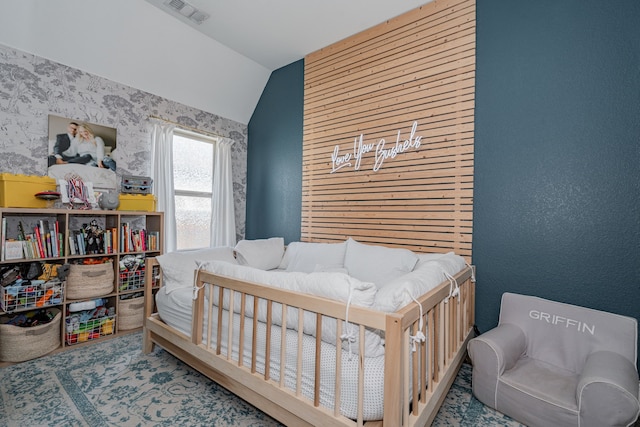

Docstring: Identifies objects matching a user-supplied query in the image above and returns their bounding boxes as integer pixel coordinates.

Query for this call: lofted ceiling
[0,0,430,124]
[144,0,430,70]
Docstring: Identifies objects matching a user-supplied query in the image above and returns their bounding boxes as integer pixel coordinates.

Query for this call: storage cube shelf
[0,208,163,365]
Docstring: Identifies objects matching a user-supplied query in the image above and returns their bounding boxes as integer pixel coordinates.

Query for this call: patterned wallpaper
[0,43,248,240]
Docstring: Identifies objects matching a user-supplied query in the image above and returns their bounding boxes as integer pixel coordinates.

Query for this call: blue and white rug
[0,332,523,426]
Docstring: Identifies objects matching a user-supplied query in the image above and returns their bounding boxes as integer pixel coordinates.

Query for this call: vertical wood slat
[227,290,235,361]
[357,325,365,427]
[279,304,287,388]
[302,0,475,259]
[216,286,224,355]
[428,306,435,391]
[251,297,258,374]
[265,300,272,381]
[334,320,343,418]
[420,316,428,404]
[411,321,420,416]
[403,328,411,426]
[207,285,215,351]
[296,309,304,397]
[238,293,246,367]
[314,313,322,407]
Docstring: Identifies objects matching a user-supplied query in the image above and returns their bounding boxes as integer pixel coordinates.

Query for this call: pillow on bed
[372,252,466,313]
[234,237,284,270]
[282,241,347,273]
[203,260,376,307]
[344,238,418,287]
[156,246,238,294]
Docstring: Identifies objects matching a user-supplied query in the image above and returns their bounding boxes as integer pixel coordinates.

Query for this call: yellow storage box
[0,173,57,208]
[118,194,156,212]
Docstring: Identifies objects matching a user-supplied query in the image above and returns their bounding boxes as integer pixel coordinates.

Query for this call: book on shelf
[119,224,156,252]
[33,225,45,258]
[4,240,24,260]
[68,234,77,255]
[75,231,86,255]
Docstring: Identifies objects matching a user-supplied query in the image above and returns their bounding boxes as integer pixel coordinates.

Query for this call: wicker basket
[0,308,61,362]
[118,296,144,331]
[66,263,114,299]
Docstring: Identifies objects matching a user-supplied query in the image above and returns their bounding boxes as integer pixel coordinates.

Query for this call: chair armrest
[468,323,526,372]
[577,351,640,427]
[467,323,526,407]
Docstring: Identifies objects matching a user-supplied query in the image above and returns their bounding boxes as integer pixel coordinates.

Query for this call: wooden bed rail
[143,258,475,427]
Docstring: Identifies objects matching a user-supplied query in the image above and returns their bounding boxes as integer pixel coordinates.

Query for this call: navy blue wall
[246,59,303,243]
[247,1,639,353]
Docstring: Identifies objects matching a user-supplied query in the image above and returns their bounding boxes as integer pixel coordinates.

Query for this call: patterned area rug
[0,332,524,426]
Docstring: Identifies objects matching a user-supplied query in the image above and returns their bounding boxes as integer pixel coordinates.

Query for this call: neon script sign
[330,121,423,173]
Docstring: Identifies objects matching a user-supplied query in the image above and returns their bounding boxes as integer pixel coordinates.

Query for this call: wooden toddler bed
[143,240,475,426]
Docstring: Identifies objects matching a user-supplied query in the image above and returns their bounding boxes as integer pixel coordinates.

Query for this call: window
[172,129,215,250]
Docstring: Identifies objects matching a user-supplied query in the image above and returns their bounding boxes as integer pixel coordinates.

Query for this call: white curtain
[210,137,236,247]
[150,122,177,253]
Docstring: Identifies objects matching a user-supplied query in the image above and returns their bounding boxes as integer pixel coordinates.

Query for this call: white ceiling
[0,0,429,124]
[144,0,429,70]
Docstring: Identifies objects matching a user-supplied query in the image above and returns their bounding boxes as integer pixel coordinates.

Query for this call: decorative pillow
[156,246,238,294]
[372,252,466,312]
[234,237,284,270]
[343,238,418,287]
[284,241,347,273]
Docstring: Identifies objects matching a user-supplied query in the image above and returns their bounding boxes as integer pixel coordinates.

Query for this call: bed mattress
[156,287,388,420]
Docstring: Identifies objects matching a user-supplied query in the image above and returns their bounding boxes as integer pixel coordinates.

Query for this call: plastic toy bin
[117,194,156,212]
[0,173,57,208]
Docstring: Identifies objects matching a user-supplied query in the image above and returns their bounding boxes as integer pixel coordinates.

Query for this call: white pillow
[156,247,238,294]
[234,237,284,270]
[343,238,418,287]
[372,252,466,312]
[284,241,347,273]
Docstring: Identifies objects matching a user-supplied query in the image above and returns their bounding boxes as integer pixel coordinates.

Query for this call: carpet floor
[0,332,524,426]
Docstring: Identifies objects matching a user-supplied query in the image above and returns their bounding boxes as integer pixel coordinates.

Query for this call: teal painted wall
[246,1,640,355]
[246,59,303,243]
[473,0,640,352]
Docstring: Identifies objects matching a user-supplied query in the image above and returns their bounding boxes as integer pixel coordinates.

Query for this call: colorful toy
[36,289,54,307]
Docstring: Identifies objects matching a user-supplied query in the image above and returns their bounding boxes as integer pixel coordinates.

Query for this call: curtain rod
[148,115,227,140]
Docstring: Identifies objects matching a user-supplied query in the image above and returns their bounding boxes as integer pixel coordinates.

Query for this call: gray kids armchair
[468,292,639,427]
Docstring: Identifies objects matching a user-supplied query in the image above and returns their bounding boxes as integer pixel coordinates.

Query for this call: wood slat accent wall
[302,0,475,260]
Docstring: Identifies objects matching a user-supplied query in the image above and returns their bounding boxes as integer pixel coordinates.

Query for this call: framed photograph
[47,115,118,192]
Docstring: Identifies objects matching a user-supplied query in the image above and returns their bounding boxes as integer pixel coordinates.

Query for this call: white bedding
[156,287,387,420]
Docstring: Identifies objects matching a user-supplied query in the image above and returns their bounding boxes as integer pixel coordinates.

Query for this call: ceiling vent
[163,0,210,24]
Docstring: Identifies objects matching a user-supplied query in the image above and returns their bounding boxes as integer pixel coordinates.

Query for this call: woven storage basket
[66,263,114,299]
[118,296,144,331]
[0,308,61,362]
